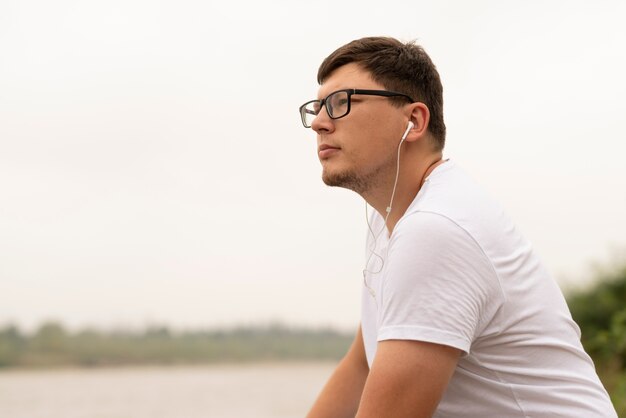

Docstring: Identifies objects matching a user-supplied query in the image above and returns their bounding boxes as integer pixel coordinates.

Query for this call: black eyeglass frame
[299,89,415,128]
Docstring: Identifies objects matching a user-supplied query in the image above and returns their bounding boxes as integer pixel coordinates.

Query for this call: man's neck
[364,154,444,236]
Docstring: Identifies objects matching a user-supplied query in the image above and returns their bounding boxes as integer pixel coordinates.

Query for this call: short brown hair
[317,36,446,150]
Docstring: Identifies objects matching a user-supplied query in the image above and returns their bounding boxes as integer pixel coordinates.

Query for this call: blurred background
[1,0,625,416]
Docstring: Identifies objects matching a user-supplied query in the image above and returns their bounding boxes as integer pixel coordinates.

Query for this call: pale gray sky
[1,0,625,332]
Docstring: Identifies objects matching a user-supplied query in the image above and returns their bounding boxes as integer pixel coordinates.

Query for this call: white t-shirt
[362,161,616,417]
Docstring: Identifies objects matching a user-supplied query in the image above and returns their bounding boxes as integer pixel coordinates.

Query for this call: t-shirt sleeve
[378,211,504,354]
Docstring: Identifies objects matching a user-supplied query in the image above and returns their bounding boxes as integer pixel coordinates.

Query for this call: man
[299,37,617,418]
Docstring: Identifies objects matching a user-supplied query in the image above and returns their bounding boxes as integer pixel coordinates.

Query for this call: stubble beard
[322,169,368,194]
[321,160,393,196]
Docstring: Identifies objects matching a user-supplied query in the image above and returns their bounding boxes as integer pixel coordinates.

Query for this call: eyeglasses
[299,89,414,128]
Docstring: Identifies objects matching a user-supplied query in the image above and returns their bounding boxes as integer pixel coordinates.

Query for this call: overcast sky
[1,0,625,332]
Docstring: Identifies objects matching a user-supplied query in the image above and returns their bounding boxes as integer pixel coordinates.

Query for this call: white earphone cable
[362,128,409,297]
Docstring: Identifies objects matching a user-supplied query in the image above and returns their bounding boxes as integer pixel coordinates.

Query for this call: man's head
[302,37,445,195]
[317,36,446,151]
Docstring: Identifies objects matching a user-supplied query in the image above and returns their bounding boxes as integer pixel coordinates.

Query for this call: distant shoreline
[0,323,353,369]
[0,359,341,372]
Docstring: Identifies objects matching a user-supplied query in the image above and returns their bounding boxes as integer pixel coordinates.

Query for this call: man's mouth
[318,144,340,159]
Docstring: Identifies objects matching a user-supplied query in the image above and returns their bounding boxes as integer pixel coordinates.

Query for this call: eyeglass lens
[302,91,350,127]
[327,91,349,119]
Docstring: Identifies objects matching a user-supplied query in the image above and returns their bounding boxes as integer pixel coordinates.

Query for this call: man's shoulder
[409,161,500,219]
[397,162,522,261]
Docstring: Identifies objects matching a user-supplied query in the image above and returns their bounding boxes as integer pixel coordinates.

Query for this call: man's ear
[405,102,430,143]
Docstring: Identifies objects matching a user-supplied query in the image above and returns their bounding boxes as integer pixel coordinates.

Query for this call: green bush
[568,264,626,415]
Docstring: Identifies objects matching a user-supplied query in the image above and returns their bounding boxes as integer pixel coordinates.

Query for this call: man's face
[312,63,407,194]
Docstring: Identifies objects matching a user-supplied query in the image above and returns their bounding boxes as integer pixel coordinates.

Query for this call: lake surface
[0,362,336,418]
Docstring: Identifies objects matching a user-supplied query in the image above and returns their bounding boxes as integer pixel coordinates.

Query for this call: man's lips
[318,144,340,159]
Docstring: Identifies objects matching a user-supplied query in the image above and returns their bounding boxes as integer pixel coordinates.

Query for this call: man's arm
[307,326,370,418]
[355,339,460,418]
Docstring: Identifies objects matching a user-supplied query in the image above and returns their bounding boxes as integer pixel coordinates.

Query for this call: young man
[299,37,616,418]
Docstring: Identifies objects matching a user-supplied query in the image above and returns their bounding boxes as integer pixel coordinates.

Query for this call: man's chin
[322,169,365,193]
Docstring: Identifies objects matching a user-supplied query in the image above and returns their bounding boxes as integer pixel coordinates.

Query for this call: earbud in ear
[401,121,415,141]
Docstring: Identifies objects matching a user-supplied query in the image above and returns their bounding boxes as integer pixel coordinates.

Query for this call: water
[0,362,336,418]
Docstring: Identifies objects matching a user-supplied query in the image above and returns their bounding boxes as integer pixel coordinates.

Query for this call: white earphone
[401,121,415,141]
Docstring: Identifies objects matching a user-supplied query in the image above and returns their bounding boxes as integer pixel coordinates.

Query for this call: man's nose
[311,106,334,134]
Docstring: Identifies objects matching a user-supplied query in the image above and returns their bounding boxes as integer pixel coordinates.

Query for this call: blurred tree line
[0,264,624,413]
[0,323,352,367]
